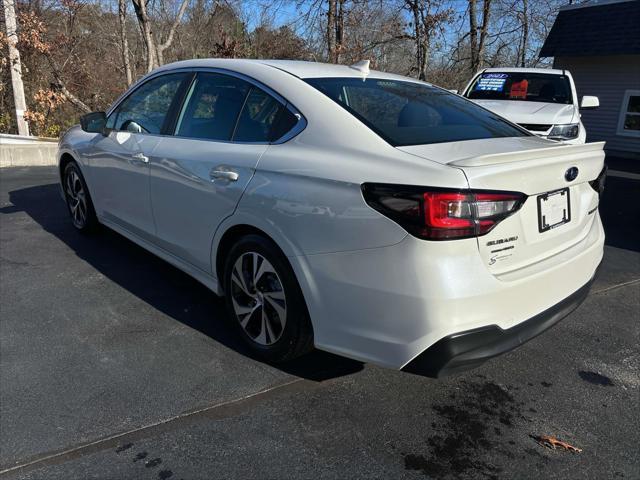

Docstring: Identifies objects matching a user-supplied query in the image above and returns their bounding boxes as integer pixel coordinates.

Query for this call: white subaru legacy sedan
[58,59,606,377]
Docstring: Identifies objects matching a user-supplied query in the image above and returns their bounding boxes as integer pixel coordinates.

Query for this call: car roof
[481,67,566,75]
[258,59,418,81]
[154,58,426,83]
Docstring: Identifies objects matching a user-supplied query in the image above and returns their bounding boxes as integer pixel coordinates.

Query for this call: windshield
[466,72,573,104]
[306,77,527,147]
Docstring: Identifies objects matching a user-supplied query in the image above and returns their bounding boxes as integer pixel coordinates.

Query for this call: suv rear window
[306,77,527,147]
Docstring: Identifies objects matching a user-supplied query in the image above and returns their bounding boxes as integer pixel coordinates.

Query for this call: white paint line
[591,278,640,296]
[0,378,304,475]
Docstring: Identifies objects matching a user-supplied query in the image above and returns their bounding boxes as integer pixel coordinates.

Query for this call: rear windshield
[466,72,573,104]
[306,77,527,147]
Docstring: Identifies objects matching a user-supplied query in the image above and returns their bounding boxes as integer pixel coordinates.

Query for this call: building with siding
[539,0,640,157]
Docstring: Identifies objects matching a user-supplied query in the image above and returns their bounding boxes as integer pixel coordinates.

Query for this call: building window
[617,90,640,137]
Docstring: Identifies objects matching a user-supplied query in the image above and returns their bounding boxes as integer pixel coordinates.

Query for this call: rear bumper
[292,211,604,372]
[402,267,598,378]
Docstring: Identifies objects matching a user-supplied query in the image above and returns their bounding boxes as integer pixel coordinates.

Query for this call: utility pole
[2,0,30,136]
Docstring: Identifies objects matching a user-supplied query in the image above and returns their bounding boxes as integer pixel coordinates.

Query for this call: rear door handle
[210,167,239,182]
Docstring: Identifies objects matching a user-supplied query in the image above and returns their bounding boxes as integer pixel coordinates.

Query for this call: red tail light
[362,184,526,240]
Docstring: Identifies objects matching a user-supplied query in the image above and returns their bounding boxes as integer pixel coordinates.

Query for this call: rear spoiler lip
[450,141,606,168]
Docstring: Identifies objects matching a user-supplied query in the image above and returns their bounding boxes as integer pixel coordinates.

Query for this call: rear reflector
[362,184,526,240]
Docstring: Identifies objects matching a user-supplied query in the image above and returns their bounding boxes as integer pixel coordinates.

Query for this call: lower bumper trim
[402,271,598,378]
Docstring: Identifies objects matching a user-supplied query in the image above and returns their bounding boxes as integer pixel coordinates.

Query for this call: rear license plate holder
[537,188,571,233]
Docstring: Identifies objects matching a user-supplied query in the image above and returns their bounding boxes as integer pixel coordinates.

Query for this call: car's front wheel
[63,161,98,232]
[223,235,313,363]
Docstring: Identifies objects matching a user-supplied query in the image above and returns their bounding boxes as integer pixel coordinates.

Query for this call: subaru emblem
[565,167,579,182]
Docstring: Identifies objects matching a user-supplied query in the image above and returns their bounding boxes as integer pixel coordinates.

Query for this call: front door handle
[210,167,239,182]
[131,152,149,164]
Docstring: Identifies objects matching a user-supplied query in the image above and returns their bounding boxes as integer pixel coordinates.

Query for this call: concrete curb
[0,143,58,167]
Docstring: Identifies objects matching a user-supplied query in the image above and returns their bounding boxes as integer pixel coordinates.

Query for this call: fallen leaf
[535,435,582,453]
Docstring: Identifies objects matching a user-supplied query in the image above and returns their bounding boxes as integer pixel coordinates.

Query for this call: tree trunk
[2,0,30,135]
[420,33,429,81]
[405,0,427,80]
[156,0,189,65]
[469,0,491,73]
[335,0,344,63]
[327,0,336,63]
[118,0,133,86]
[409,1,424,79]
[469,0,478,74]
[132,0,158,72]
[477,0,491,68]
[520,0,528,67]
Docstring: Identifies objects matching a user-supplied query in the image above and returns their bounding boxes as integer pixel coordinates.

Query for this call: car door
[88,72,190,239]
[149,71,294,273]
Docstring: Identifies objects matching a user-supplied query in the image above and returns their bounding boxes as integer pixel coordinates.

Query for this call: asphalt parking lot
[0,164,638,480]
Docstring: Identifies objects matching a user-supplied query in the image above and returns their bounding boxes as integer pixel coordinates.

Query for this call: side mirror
[448,89,459,95]
[580,96,599,109]
[80,111,107,133]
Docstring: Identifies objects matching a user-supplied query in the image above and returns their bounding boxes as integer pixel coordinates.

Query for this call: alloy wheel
[65,169,88,228]
[230,252,287,346]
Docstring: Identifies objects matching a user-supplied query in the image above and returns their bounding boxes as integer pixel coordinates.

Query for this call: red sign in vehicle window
[509,80,528,99]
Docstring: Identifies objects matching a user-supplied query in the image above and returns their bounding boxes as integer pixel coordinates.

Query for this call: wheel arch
[215,223,296,294]
[58,152,77,182]
[216,224,263,286]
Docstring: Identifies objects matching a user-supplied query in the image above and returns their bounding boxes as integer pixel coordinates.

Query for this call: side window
[175,73,249,141]
[233,88,283,142]
[269,106,300,142]
[107,73,188,134]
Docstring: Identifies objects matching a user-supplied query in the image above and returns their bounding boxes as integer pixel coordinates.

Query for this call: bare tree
[2,0,30,135]
[131,0,189,72]
[131,0,157,71]
[47,56,91,113]
[518,0,528,67]
[405,0,452,80]
[118,0,133,85]
[407,0,425,78]
[326,0,335,61]
[0,0,572,136]
[326,0,343,62]
[155,0,189,65]
[469,0,492,73]
[335,0,345,61]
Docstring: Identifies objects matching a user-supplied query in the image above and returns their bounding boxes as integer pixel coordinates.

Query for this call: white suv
[462,67,599,144]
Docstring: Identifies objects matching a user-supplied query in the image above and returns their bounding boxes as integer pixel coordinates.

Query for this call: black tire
[223,234,314,363]
[62,161,98,232]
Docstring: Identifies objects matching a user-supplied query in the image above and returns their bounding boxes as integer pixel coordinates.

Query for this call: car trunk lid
[399,139,605,276]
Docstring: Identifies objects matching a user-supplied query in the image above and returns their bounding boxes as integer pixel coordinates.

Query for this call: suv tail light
[362,183,526,240]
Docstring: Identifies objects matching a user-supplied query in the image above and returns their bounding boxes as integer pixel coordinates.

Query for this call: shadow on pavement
[1,167,635,380]
[0,183,364,382]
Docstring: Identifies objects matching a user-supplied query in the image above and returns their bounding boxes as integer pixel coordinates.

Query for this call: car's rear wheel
[224,235,313,362]
[63,161,98,232]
